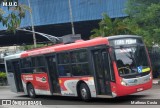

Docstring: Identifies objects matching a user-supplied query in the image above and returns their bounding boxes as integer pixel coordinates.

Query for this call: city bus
[4,35,152,101]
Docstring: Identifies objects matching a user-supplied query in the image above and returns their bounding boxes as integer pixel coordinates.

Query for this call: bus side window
[70,49,90,76]
[21,58,31,68]
[6,61,13,72]
[58,65,66,76]
[20,58,33,74]
[33,67,46,73]
[31,56,47,73]
[57,52,71,77]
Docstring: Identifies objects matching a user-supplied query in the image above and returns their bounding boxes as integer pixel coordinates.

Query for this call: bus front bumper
[111,80,152,97]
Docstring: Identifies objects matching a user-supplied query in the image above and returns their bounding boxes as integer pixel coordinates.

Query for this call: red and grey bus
[4,35,152,101]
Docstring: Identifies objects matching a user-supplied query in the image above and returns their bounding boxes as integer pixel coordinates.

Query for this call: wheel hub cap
[81,88,87,98]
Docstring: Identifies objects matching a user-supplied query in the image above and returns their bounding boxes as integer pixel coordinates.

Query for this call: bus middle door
[45,55,61,94]
[92,49,112,96]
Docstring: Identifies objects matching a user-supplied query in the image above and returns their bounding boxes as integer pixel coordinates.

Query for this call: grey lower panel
[7,73,17,93]
[122,74,151,86]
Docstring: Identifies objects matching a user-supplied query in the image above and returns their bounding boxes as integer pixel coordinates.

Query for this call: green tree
[0,0,30,32]
[125,0,160,46]
[91,14,132,38]
[0,72,6,79]
[0,72,7,86]
[125,0,160,16]
[19,43,49,50]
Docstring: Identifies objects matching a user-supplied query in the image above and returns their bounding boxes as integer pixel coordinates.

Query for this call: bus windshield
[115,45,150,77]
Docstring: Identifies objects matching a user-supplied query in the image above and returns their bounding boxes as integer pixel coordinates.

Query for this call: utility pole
[27,0,37,48]
[68,0,75,35]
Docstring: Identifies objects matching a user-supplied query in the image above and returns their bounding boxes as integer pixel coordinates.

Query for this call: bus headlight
[121,80,127,86]
[150,74,152,80]
[150,76,152,80]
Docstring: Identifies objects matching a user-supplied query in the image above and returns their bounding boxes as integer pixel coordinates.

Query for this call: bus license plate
[137,88,143,92]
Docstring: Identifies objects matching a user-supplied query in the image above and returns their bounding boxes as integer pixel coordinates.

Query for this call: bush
[0,72,7,86]
[0,72,6,79]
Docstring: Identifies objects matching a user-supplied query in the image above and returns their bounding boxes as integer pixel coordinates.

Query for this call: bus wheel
[27,83,36,98]
[80,83,91,101]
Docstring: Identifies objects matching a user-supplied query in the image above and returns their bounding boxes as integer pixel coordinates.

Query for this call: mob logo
[2,2,18,7]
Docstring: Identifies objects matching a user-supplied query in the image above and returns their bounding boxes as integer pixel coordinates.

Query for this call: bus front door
[46,55,61,94]
[12,60,24,92]
[92,49,112,96]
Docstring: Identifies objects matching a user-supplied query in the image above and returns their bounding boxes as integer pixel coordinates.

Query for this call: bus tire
[27,83,36,98]
[79,83,91,101]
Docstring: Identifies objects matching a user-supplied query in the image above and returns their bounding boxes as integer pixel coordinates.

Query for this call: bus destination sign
[114,39,137,46]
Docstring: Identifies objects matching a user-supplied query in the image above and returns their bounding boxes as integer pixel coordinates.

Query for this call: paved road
[0,85,160,108]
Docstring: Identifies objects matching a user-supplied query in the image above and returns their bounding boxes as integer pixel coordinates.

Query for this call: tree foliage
[0,72,6,78]
[91,14,133,38]
[19,43,49,50]
[91,1,160,46]
[0,0,30,33]
[125,0,160,46]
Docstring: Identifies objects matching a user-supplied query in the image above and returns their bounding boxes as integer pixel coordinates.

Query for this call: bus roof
[4,35,143,60]
[4,51,26,61]
[107,35,142,40]
[21,37,108,58]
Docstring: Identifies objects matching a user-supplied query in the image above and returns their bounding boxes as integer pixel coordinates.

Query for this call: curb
[153,80,160,85]
[0,86,9,89]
